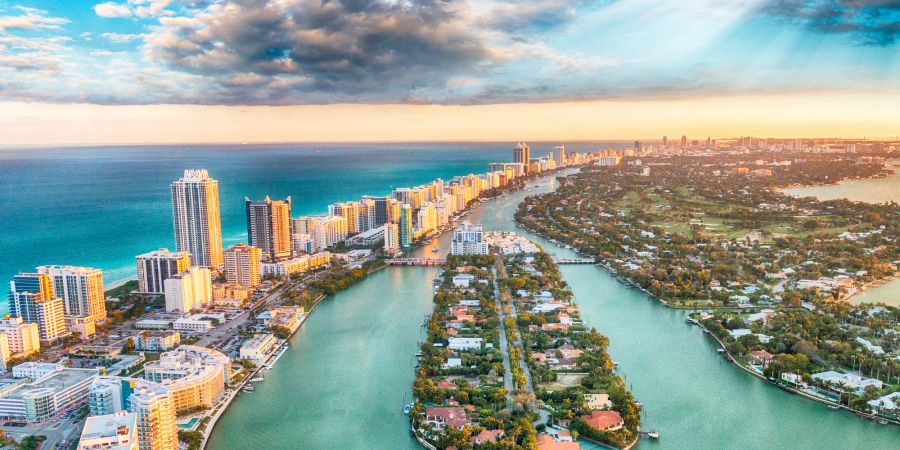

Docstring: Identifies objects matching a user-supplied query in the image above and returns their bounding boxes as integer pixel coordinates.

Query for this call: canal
[208,172,899,449]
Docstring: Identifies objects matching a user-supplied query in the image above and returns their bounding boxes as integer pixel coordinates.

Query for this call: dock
[385,258,447,266]
[552,257,596,264]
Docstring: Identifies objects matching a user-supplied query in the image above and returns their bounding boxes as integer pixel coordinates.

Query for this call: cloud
[94,2,134,18]
[101,32,144,42]
[0,6,69,31]
[762,0,900,46]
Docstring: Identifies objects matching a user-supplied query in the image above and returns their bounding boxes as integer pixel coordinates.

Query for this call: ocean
[0,142,607,311]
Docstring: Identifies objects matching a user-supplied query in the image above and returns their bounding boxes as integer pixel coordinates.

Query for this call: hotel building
[163,267,212,313]
[245,196,292,262]
[399,204,413,248]
[513,142,531,170]
[171,169,223,268]
[142,345,228,412]
[292,215,348,252]
[8,273,66,343]
[0,317,40,356]
[224,244,261,288]
[450,222,488,255]
[135,249,190,295]
[37,265,107,321]
[88,376,177,450]
[383,223,399,254]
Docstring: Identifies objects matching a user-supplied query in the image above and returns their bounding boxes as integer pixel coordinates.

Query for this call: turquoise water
[0,143,602,310]
[209,173,900,449]
[178,417,199,429]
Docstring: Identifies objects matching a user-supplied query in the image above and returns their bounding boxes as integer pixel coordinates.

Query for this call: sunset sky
[1,0,898,144]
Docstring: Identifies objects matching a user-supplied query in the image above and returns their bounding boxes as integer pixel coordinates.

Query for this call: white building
[135,249,190,294]
[452,274,475,288]
[239,333,277,362]
[78,411,139,450]
[812,371,883,394]
[88,376,177,450]
[447,337,483,351]
[12,362,63,380]
[36,265,107,321]
[293,215,348,252]
[164,267,212,313]
[224,243,261,288]
[0,367,99,422]
[260,252,331,278]
[132,331,180,352]
[143,345,228,411]
[0,317,40,356]
[172,316,214,334]
[383,223,400,254]
[171,169,224,268]
[450,222,488,255]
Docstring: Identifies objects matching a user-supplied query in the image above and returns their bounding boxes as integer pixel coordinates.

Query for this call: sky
[0,0,898,144]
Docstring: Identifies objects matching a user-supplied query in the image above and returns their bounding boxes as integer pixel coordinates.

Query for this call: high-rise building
[399,204,413,248]
[171,169,223,268]
[513,142,531,170]
[329,201,362,234]
[224,244,261,288]
[245,196,292,262]
[383,223,399,253]
[662,136,667,148]
[136,249,190,294]
[0,317,40,356]
[361,195,391,226]
[163,267,212,313]
[142,345,228,412]
[416,202,437,237]
[88,376,177,450]
[8,273,67,343]
[680,135,687,147]
[450,222,488,255]
[292,216,348,252]
[552,145,566,166]
[35,265,107,321]
[634,141,642,152]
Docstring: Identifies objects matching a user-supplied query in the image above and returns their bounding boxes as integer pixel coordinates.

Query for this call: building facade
[450,222,488,255]
[224,243,261,288]
[163,267,212,313]
[142,345,228,412]
[245,196,292,262]
[36,265,107,321]
[171,169,223,268]
[135,249,190,295]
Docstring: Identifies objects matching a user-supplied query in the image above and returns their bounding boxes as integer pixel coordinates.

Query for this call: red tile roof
[536,434,580,450]
[581,410,624,431]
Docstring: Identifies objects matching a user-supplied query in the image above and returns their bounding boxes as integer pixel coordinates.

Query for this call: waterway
[208,171,900,449]
[782,165,899,308]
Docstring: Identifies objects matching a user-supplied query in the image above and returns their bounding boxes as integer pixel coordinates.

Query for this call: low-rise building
[132,331,181,352]
[239,333,277,362]
[134,319,171,331]
[424,406,470,429]
[0,367,99,422]
[451,274,475,288]
[65,315,97,338]
[447,337,483,351]
[12,362,63,380]
[0,317,40,357]
[580,410,624,432]
[172,316,214,334]
[812,371,883,394]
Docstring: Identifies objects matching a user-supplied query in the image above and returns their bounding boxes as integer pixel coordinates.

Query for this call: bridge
[385,258,447,266]
[553,257,596,264]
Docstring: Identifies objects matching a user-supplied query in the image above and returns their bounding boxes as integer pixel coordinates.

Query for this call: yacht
[403,404,412,415]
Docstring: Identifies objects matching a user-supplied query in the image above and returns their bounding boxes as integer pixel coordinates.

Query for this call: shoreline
[841,273,900,305]
[204,168,578,450]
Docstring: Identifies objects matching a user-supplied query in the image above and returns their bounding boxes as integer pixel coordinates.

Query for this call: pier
[553,257,596,264]
[385,258,447,266]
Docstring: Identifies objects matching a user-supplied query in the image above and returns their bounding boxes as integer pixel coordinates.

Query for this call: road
[492,267,515,408]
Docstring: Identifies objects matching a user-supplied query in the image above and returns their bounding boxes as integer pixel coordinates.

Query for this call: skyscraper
[136,249,190,294]
[36,265,107,321]
[662,136,667,148]
[361,195,391,226]
[383,223,399,254]
[224,244,262,288]
[513,142,531,170]
[171,170,223,268]
[552,145,566,166]
[399,204,413,248]
[246,196,292,262]
[680,135,687,147]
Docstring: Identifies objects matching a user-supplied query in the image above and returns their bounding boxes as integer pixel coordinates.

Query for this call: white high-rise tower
[171,170,223,268]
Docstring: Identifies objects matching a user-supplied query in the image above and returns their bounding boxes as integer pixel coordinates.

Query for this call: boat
[250,377,264,383]
[647,431,660,440]
[635,401,643,407]
[403,404,412,415]
[242,386,255,393]
[828,405,840,410]
[716,348,724,353]
[879,419,889,425]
